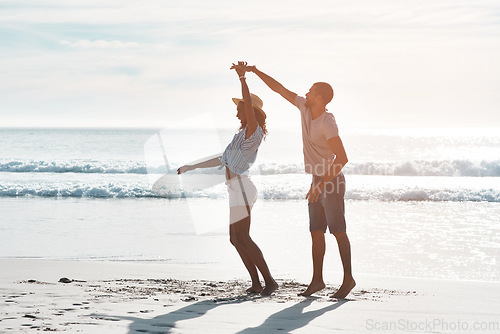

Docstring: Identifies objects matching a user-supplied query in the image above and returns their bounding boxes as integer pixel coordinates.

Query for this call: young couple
[177,61,355,299]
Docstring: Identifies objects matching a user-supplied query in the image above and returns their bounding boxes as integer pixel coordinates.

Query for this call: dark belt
[313,172,344,184]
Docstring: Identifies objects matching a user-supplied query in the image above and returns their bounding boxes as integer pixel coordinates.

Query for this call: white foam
[1,174,498,202]
[1,159,499,177]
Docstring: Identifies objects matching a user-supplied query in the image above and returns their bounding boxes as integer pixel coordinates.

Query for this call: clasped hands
[230,61,255,77]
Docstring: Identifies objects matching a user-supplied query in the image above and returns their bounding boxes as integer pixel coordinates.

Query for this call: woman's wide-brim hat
[232,93,266,118]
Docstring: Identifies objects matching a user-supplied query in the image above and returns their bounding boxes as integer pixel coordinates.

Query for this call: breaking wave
[1,159,499,177]
[1,179,498,202]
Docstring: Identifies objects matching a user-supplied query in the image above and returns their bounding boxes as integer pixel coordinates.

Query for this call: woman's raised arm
[231,61,258,139]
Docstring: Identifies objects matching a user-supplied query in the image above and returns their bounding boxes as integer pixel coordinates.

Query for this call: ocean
[0,127,499,283]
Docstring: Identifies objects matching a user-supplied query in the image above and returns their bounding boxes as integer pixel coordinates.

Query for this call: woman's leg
[229,210,262,293]
[230,206,278,296]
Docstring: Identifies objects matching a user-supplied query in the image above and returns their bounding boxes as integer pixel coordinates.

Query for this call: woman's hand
[177,165,192,174]
[231,61,248,77]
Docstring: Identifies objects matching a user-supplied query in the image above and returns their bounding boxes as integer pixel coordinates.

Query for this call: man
[241,63,355,298]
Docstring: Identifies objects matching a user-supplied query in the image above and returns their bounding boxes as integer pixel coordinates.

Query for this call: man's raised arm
[245,66,297,106]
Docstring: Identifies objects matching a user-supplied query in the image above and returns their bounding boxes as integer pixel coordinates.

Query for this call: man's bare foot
[246,285,263,294]
[260,280,278,297]
[331,278,356,299]
[298,281,325,297]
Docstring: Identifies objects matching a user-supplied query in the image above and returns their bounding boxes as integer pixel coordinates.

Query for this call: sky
[0,0,499,129]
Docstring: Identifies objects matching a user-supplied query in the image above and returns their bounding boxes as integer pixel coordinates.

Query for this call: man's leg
[332,231,356,298]
[299,230,327,296]
[325,173,355,298]
[300,196,328,296]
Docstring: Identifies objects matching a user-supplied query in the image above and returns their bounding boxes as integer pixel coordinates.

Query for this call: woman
[177,61,278,296]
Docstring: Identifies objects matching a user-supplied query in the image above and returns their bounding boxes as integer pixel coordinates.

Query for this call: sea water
[0,127,499,282]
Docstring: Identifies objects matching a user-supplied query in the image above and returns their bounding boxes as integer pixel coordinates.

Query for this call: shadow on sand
[101,295,347,333]
[115,295,252,333]
[236,297,347,333]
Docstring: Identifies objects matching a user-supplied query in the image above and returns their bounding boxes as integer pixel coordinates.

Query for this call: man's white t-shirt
[295,95,339,176]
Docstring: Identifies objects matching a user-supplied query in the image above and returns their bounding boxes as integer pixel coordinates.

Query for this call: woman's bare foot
[260,280,278,296]
[246,284,264,294]
[298,280,325,296]
[331,277,356,299]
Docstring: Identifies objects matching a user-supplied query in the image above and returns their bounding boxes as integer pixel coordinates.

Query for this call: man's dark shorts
[308,173,346,234]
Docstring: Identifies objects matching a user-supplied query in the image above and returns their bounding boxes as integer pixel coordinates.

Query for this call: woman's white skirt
[226,175,257,224]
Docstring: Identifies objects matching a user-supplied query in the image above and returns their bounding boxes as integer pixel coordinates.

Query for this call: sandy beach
[1,128,499,334]
[1,259,499,333]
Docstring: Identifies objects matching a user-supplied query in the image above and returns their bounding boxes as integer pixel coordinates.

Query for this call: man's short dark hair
[314,82,334,105]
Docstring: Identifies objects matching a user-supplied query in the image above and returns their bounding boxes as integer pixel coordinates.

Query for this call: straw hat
[232,94,266,118]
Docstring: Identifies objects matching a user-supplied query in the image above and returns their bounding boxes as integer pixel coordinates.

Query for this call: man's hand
[306,181,324,203]
[241,64,256,72]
